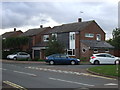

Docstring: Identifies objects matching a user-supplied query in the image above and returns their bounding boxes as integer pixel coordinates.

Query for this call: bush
[80,57,89,62]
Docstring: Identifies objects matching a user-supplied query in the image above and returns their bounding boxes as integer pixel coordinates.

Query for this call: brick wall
[80,21,105,41]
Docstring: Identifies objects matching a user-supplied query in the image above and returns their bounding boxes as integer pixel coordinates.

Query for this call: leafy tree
[2,36,29,50]
[45,35,65,56]
[107,28,120,49]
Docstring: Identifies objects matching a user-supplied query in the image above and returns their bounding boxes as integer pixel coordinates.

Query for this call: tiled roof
[2,30,23,38]
[45,20,94,34]
[81,40,114,49]
[33,42,48,47]
[20,27,51,37]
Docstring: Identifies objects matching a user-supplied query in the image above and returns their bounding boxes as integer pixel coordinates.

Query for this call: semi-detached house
[32,18,114,59]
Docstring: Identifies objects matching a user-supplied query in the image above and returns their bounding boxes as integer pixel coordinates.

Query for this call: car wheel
[13,57,17,60]
[49,61,55,65]
[115,60,120,65]
[94,60,99,65]
[70,60,76,65]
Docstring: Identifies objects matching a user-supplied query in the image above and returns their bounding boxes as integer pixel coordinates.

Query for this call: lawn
[88,65,120,77]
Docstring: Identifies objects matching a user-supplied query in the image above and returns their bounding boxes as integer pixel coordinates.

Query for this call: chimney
[14,28,16,32]
[78,18,82,22]
[40,25,43,28]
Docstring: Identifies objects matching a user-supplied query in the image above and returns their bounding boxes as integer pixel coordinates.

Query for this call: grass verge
[88,65,120,77]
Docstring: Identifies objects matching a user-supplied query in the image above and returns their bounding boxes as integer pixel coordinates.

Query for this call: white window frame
[85,33,94,38]
[96,34,101,41]
[105,49,109,52]
[94,49,98,53]
[67,49,75,56]
[52,33,57,38]
[43,35,49,42]
[70,33,75,40]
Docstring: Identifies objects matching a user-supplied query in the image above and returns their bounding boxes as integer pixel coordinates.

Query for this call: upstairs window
[43,35,49,42]
[85,33,94,38]
[70,34,75,40]
[52,33,57,40]
[96,34,101,41]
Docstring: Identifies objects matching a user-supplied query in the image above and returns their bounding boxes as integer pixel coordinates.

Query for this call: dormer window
[43,35,49,42]
[96,34,101,41]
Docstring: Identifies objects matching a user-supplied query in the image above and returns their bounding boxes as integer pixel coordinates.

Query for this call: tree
[45,35,65,56]
[107,28,120,49]
[2,36,29,50]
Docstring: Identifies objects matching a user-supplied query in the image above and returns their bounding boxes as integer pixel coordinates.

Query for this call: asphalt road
[2,62,119,90]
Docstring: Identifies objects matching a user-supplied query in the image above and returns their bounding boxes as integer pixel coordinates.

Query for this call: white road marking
[26,66,116,80]
[104,83,118,86]
[49,77,95,87]
[13,70,37,77]
[0,68,7,70]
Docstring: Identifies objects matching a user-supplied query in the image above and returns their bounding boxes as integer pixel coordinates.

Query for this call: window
[85,33,94,38]
[96,34,101,41]
[60,55,68,58]
[106,54,112,58]
[105,49,109,52]
[70,34,75,40]
[43,35,49,42]
[52,33,57,39]
[94,49,98,53]
[67,49,75,56]
[82,48,86,53]
[96,54,106,57]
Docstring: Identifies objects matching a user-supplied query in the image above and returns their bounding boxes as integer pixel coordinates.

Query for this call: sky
[0,0,119,40]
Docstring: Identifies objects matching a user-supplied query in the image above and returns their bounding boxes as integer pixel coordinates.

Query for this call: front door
[34,50,40,59]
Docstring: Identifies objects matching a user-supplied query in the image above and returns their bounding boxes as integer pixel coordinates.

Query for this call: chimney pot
[40,25,43,28]
[14,28,16,32]
[78,18,82,22]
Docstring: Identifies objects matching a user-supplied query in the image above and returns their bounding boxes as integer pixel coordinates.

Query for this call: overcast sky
[0,0,119,39]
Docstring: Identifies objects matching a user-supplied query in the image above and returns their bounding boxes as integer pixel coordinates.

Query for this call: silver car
[90,53,120,65]
[7,52,30,60]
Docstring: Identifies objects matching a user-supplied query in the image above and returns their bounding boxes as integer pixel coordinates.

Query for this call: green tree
[2,36,29,50]
[45,35,65,56]
[107,28,120,49]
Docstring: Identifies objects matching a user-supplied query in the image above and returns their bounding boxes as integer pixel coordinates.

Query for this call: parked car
[90,53,120,65]
[45,54,80,65]
[7,52,30,60]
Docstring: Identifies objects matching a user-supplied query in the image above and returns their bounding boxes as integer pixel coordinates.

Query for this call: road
[2,62,119,90]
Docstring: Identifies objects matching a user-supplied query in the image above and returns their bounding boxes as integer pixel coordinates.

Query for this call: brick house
[2,28,23,51]
[32,18,114,59]
[20,26,51,58]
[2,28,23,39]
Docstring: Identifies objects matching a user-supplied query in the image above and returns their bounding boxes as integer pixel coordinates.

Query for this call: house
[20,26,51,57]
[2,28,23,39]
[2,28,23,52]
[32,18,114,59]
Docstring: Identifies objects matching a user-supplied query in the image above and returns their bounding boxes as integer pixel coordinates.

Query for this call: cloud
[1,1,118,39]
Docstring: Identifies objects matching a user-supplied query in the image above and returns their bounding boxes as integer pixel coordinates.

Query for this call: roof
[2,30,23,38]
[81,40,114,49]
[44,20,94,34]
[33,42,48,47]
[20,27,51,37]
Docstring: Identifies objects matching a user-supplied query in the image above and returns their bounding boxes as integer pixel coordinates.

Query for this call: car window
[19,52,28,55]
[96,54,106,57]
[60,55,67,58]
[54,55,60,58]
[106,54,113,58]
